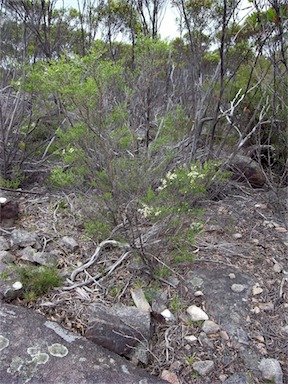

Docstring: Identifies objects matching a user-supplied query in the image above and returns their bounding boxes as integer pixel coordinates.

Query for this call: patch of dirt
[2,183,287,383]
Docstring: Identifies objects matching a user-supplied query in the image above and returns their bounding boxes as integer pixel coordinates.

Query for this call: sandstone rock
[229,154,265,188]
[252,284,263,295]
[0,250,15,263]
[198,332,214,349]
[86,304,151,356]
[224,372,251,384]
[0,303,165,384]
[161,309,176,322]
[161,370,180,384]
[0,236,10,251]
[259,358,283,384]
[0,199,19,226]
[11,229,38,248]
[186,305,208,321]
[229,273,236,279]
[273,263,282,273]
[231,284,246,293]
[33,252,58,266]
[184,335,197,343]
[202,320,220,334]
[166,276,180,287]
[219,330,229,340]
[131,288,151,312]
[61,236,79,252]
[152,290,168,314]
[192,360,214,376]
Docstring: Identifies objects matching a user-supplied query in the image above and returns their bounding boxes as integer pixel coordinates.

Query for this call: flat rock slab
[86,303,151,355]
[0,303,166,384]
[187,266,254,338]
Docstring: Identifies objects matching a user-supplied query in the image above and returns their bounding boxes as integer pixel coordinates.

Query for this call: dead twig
[70,239,130,281]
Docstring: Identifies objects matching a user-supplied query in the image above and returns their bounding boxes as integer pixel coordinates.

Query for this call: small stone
[161,370,180,384]
[252,284,263,295]
[152,291,167,314]
[229,273,236,279]
[259,358,283,384]
[192,360,214,376]
[161,309,176,322]
[194,290,204,296]
[184,344,191,350]
[219,374,228,382]
[11,230,37,248]
[219,330,229,340]
[166,276,180,287]
[198,332,214,349]
[251,306,260,314]
[253,334,265,343]
[251,238,259,245]
[237,328,249,345]
[184,335,197,343]
[0,237,10,251]
[273,263,282,273]
[186,305,208,321]
[232,233,242,239]
[231,284,246,293]
[12,281,22,290]
[258,302,274,311]
[202,320,220,334]
[61,236,79,252]
[0,250,15,263]
[255,203,267,209]
[131,288,151,313]
[33,252,58,266]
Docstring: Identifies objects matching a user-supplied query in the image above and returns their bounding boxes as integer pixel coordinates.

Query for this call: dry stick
[70,239,130,281]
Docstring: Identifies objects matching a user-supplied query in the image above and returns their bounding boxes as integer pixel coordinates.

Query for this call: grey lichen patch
[27,347,49,365]
[7,356,24,374]
[31,353,49,365]
[0,335,9,351]
[27,347,41,357]
[48,343,68,357]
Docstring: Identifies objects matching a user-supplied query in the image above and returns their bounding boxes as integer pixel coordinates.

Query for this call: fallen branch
[70,239,130,281]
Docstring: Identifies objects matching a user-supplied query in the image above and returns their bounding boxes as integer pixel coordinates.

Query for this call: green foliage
[139,161,228,263]
[170,294,185,312]
[0,175,23,189]
[84,217,112,242]
[141,161,229,218]
[144,285,159,305]
[14,265,63,302]
[154,266,171,279]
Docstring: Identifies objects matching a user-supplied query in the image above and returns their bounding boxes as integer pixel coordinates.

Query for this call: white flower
[166,171,177,181]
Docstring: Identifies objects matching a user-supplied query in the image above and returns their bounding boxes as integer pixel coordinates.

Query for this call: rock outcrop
[0,302,166,384]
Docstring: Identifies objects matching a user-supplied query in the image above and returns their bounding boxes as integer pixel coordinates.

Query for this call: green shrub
[14,265,64,302]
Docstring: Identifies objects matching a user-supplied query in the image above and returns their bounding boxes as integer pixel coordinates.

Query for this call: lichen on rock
[48,343,68,357]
